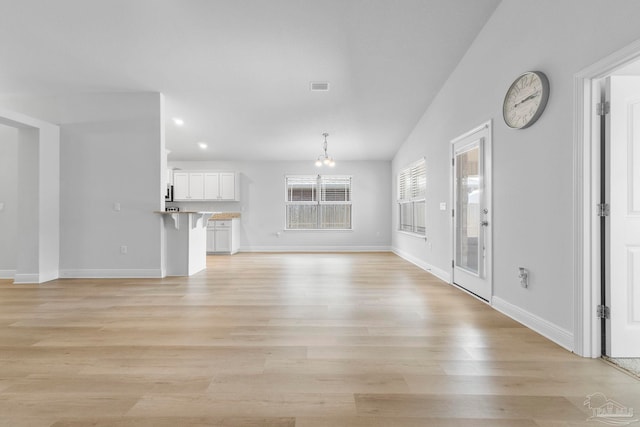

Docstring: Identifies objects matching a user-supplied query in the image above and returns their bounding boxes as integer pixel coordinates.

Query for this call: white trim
[11,271,58,284]
[573,37,640,358]
[450,121,491,144]
[0,270,15,279]
[241,246,391,253]
[493,297,574,352]
[396,230,428,240]
[38,270,59,283]
[59,269,164,278]
[13,274,42,284]
[450,120,493,301]
[392,247,451,283]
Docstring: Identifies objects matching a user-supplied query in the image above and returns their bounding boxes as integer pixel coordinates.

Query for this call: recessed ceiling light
[173,118,184,126]
[198,142,208,149]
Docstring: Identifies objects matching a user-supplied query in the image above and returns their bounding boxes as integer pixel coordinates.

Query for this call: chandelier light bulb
[314,132,335,167]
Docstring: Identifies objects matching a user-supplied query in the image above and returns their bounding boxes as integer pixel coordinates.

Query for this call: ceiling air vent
[310,81,330,91]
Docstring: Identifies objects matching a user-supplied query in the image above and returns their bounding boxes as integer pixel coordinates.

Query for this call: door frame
[574,39,640,357]
[450,120,493,303]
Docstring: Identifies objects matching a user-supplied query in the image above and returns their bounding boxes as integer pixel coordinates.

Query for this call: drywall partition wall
[167,160,392,251]
[0,125,18,277]
[391,0,640,351]
[0,93,164,278]
[0,108,60,283]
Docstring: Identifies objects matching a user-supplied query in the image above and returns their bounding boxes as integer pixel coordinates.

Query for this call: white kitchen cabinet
[173,172,205,200]
[206,218,240,254]
[214,227,231,252]
[174,171,239,201]
[173,172,189,200]
[189,173,204,200]
[204,173,220,200]
[219,173,236,200]
[204,172,238,201]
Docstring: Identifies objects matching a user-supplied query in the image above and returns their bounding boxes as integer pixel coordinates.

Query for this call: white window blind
[286,175,352,230]
[398,159,426,201]
[397,159,426,236]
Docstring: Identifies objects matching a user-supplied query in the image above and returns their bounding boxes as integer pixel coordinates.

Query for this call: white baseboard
[492,296,574,352]
[0,270,16,279]
[39,270,59,283]
[10,271,59,283]
[391,247,451,283]
[13,274,42,284]
[59,269,164,279]
[240,246,392,253]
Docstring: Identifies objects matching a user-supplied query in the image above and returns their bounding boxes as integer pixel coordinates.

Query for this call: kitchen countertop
[155,211,217,214]
[209,212,241,220]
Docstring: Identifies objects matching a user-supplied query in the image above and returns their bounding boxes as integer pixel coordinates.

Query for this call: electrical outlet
[440,202,447,211]
[113,202,121,212]
[518,267,528,288]
[0,202,4,211]
[120,245,128,254]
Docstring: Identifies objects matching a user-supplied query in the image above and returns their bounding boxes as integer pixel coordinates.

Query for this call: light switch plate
[439,202,447,211]
[0,202,4,211]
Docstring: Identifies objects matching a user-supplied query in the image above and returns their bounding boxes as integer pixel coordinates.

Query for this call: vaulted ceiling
[0,0,500,161]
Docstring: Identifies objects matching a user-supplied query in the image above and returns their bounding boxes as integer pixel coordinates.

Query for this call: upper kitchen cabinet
[173,172,204,200]
[174,171,239,201]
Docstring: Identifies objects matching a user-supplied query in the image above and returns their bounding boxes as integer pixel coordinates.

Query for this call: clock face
[503,71,550,129]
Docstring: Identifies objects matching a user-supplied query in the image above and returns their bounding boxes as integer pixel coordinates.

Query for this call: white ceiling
[0,0,500,161]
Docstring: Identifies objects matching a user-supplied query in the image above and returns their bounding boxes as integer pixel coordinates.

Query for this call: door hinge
[596,304,610,319]
[596,102,610,116]
[596,203,610,217]
[451,260,454,268]
[452,209,455,218]
[452,158,455,166]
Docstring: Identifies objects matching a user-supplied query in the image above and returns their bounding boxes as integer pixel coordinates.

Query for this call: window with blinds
[397,159,426,236]
[286,175,352,230]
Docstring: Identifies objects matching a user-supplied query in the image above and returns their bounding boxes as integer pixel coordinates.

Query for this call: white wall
[168,160,391,251]
[0,125,18,276]
[392,0,640,348]
[0,93,164,278]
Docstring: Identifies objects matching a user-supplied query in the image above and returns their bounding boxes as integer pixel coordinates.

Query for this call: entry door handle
[480,220,489,227]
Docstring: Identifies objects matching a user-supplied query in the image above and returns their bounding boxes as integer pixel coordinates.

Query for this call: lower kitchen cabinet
[206,218,240,254]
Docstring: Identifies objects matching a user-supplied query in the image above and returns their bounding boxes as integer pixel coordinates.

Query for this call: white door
[605,76,640,356]
[451,122,492,301]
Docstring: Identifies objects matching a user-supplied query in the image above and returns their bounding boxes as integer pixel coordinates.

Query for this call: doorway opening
[575,40,640,369]
[0,125,18,278]
[0,109,60,284]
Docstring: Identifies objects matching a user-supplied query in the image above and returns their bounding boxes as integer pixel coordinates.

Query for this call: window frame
[397,158,426,237]
[284,174,353,231]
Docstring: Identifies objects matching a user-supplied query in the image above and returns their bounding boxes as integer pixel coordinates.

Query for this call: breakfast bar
[156,211,216,276]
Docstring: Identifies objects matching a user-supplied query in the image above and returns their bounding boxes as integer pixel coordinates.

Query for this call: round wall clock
[502,71,550,129]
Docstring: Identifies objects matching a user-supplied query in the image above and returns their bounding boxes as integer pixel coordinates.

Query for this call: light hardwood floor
[0,252,638,426]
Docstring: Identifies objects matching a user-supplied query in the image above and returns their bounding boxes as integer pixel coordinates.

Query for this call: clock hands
[514,91,540,108]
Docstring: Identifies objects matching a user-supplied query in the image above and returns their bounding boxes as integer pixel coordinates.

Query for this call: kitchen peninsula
[157,211,215,276]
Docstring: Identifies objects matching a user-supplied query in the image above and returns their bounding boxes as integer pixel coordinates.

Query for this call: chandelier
[314,132,335,167]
